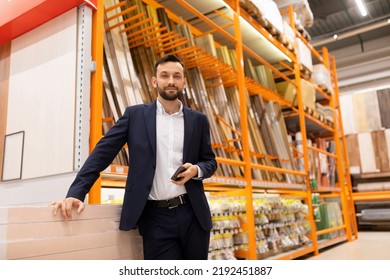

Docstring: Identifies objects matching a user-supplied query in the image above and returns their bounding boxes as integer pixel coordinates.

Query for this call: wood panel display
[351,93,369,133]
[377,88,390,128]
[0,205,143,259]
[345,134,361,174]
[358,132,378,173]
[363,91,382,132]
[340,88,390,136]
[339,94,356,135]
[345,129,390,176]
[371,130,390,173]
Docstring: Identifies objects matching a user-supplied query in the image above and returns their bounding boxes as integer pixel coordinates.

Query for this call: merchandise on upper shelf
[276,78,316,110]
[312,63,333,94]
[275,0,314,28]
[206,192,311,260]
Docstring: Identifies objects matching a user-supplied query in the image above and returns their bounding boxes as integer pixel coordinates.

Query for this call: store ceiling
[306,0,390,51]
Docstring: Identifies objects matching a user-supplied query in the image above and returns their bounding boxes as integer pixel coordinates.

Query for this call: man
[52,54,217,260]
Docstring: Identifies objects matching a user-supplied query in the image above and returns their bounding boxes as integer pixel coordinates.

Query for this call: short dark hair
[153,54,185,76]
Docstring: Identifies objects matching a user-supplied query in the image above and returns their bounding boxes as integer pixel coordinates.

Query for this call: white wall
[0,173,76,206]
[0,7,92,206]
[6,8,78,180]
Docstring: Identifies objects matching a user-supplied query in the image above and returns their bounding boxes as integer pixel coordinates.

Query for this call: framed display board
[2,131,24,181]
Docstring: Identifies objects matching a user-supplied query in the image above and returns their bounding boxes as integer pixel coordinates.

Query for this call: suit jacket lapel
[183,107,195,162]
[144,101,157,157]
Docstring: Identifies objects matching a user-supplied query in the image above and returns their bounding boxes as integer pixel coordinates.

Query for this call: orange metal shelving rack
[89,0,356,260]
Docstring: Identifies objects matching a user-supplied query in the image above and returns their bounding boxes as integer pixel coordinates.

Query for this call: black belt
[147,194,188,209]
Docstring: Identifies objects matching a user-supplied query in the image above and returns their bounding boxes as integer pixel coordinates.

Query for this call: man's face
[152,61,186,101]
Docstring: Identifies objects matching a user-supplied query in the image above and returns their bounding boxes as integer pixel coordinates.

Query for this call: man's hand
[50,197,85,221]
[171,163,198,184]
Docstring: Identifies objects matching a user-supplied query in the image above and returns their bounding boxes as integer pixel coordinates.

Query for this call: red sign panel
[0,0,98,46]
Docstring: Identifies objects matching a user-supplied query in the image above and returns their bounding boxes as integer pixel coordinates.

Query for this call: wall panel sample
[377,88,390,128]
[385,129,390,168]
[358,133,378,173]
[6,8,78,179]
[352,93,368,133]
[363,91,382,132]
[371,130,390,172]
[345,134,361,174]
[340,95,356,135]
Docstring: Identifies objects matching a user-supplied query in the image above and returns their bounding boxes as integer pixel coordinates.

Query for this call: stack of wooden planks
[101,0,303,184]
[0,205,143,259]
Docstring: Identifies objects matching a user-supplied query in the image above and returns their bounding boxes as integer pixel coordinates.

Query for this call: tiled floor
[305,231,390,260]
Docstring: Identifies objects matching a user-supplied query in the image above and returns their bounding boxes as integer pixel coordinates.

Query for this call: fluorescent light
[355,0,368,16]
[240,17,292,62]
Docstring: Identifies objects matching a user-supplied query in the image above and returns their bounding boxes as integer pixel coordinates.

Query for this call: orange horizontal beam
[102,116,114,123]
[316,225,346,236]
[319,193,342,198]
[104,1,125,13]
[104,6,137,23]
[216,156,246,167]
[307,145,337,158]
[251,162,306,176]
[127,23,164,40]
[353,191,390,201]
[214,113,242,137]
[105,12,146,32]
[119,17,154,34]
[275,245,314,260]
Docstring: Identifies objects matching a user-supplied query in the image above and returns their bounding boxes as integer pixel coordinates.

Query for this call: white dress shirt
[148,100,186,200]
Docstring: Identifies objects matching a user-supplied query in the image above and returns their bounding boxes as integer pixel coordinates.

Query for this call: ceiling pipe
[311,19,390,47]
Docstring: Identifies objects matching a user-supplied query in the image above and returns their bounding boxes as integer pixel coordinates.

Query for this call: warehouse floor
[305,231,390,260]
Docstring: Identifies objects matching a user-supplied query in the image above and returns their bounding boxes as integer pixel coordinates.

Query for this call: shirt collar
[156,99,183,117]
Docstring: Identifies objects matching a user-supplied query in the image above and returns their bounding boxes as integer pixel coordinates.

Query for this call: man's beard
[157,86,182,101]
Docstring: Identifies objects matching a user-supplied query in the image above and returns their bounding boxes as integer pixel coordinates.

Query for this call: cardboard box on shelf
[276,78,316,110]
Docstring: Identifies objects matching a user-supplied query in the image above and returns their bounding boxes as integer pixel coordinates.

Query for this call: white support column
[75,4,93,171]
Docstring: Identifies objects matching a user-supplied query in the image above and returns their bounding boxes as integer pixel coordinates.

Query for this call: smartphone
[171,166,187,181]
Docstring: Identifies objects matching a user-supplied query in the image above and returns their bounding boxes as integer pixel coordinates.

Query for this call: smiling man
[52,54,217,260]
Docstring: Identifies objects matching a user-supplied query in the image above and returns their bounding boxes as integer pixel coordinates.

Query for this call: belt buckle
[168,200,178,209]
[167,195,184,209]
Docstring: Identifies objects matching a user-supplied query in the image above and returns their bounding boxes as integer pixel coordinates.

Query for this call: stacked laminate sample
[0,204,143,260]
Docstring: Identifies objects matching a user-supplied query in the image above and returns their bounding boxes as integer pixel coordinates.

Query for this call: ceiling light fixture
[355,0,368,16]
[333,34,338,40]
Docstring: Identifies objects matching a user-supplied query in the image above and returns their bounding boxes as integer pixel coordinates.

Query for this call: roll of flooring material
[356,181,390,192]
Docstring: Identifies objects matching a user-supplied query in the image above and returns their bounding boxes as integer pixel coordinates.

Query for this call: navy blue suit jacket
[66,101,217,231]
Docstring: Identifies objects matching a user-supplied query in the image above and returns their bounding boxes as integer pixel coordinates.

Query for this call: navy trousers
[137,201,210,260]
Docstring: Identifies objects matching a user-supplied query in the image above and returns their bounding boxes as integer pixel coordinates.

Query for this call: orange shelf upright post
[88,0,105,204]
[232,0,256,260]
[288,4,319,256]
[329,51,356,240]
